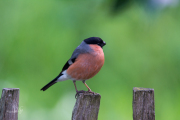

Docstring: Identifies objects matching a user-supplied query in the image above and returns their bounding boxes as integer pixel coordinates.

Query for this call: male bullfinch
[41,37,106,94]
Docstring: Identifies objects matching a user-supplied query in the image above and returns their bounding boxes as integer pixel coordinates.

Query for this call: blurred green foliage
[0,0,180,120]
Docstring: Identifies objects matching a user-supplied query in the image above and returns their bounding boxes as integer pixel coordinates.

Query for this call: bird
[41,37,106,95]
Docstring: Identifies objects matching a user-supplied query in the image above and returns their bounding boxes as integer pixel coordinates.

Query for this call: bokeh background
[0,0,180,120]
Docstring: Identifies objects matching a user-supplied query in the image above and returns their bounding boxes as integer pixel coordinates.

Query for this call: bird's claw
[75,90,95,98]
[75,90,86,98]
[88,90,95,95]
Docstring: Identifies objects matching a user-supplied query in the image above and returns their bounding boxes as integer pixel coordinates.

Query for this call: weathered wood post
[0,88,19,120]
[72,93,101,120]
[133,87,155,120]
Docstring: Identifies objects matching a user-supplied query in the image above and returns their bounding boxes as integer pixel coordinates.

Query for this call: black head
[84,37,106,48]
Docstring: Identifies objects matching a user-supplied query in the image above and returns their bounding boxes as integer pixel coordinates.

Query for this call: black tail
[41,75,61,91]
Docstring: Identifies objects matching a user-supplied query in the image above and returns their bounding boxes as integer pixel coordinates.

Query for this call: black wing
[62,57,76,71]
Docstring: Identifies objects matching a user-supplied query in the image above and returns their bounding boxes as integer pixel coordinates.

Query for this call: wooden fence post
[0,88,19,120]
[72,93,101,120]
[133,87,155,120]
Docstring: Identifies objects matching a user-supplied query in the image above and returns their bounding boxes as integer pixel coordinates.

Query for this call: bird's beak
[99,41,106,48]
[103,41,106,46]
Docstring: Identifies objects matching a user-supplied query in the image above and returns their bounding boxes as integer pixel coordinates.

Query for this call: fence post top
[133,87,154,92]
[2,88,19,90]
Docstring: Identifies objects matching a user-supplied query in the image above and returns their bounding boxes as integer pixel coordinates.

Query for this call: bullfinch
[41,37,106,94]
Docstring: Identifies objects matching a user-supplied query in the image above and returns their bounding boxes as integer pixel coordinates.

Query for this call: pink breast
[67,45,104,80]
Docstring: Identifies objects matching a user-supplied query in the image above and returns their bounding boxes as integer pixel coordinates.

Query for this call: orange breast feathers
[66,45,105,80]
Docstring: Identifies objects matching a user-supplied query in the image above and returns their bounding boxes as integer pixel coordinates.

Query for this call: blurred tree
[111,0,132,14]
[110,0,179,14]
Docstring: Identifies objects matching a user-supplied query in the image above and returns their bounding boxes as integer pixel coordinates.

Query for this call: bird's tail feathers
[41,74,62,91]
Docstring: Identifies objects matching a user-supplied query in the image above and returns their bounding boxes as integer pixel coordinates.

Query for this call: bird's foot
[88,90,95,95]
[75,90,95,98]
[75,90,86,98]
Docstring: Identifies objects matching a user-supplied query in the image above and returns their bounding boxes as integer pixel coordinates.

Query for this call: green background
[0,0,180,120]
